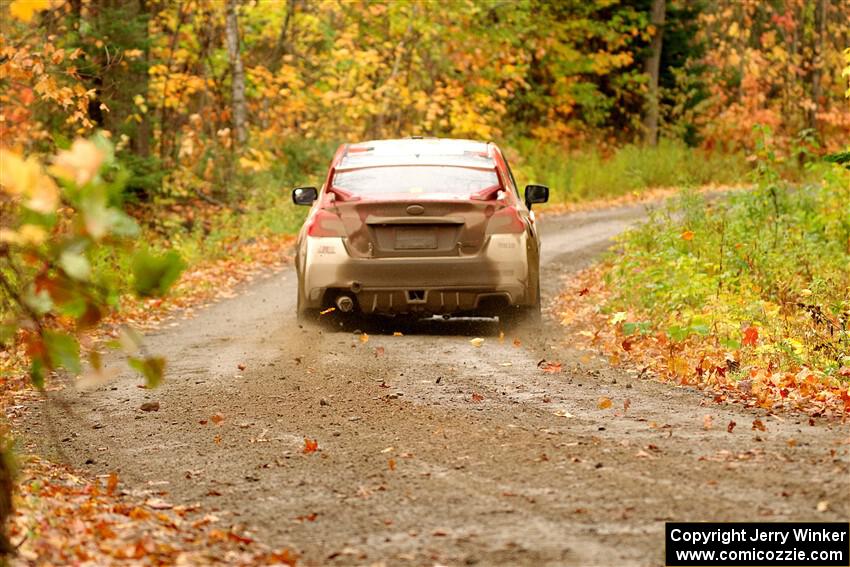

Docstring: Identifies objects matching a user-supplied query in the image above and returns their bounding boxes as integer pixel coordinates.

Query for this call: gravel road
[24,203,850,566]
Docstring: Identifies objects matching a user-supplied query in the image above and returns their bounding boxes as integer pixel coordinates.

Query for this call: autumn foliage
[555,134,850,416]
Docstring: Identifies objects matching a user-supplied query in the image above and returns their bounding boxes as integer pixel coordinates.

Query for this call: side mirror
[524,184,549,209]
[292,186,318,206]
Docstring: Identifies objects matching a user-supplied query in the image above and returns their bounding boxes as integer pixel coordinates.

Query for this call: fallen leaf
[816,501,829,512]
[727,420,736,433]
[106,472,119,495]
[512,338,521,347]
[319,307,336,315]
[140,401,160,412]
[680,230,694,241]
[374,346,385,357]
[498,330,505,343]
[538,360,562,373]
[211,413,224,425]
[742,325,759,347]
[623,398,631,413]
[237,363,246,371]
[786,438,797,447]
[393,331,403,336]
[303,438,319,453]
[471,392,484,403]
[470,337,484,347]
[360,333,369,343]
[578,287,590,296]
[388,459,396,471]
[752,418,766,432]
[145,498,173,510]
[703,415,713,430]
[213,434,222,445]
[554,410,574,418]
[597,397,612,409]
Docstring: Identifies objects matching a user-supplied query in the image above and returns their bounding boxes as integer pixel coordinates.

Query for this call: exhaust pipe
[335,295,355,313]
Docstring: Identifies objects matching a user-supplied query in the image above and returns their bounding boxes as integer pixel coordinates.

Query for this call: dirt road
[24,203,849,566]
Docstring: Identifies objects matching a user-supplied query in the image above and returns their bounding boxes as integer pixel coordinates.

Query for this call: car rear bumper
[301,234,533,314]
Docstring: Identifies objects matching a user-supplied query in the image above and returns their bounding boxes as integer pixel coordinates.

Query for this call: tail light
[486,205,526,234]
[306,209,345,237]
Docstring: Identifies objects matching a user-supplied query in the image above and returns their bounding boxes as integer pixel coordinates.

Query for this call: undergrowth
[602,137,850,377]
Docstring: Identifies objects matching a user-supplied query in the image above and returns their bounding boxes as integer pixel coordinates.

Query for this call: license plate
[395,227,437,249]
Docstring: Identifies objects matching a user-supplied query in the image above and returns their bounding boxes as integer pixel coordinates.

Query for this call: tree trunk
[807,0,828,133]
[643,0,666,147]
[226,0,247,147]
[270,0,297,71]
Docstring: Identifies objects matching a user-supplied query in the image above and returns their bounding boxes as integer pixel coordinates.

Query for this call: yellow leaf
[470,338,484,348]
[0,149,59,214]
[51,139,104,187]
[9,0,51,22]
[597,397,612,409]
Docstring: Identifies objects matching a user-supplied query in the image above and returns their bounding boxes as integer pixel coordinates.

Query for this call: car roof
[336,138,496,171]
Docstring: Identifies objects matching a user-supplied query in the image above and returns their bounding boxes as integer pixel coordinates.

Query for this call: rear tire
[296,276,318,324]
[500,279,541,329]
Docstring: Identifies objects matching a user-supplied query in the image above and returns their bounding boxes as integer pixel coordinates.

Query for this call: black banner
[666,522,850,566]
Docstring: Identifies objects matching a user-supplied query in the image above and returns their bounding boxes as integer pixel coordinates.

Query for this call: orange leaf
[303,438,319,453]
[471,392,484,403]
[106,472,119,495]
[597,396,612,409]
[388,458,396,471]
[538,360,562,373]
[742,326,759,346]
[751,419,766,432]
[211,413,224,425]
[680,230,694,241]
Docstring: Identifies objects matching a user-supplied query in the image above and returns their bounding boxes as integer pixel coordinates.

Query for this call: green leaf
[106,209,140,237]
[30,357,46,389]
[44,330,81,374]
[59,250,91,281]
[24,287,53,315]
[56,296,87,319]
[689,323,711,336]
[128,356,165,388]
[667,326,689,342]
[0,325,15,345]
[131,250,185,297]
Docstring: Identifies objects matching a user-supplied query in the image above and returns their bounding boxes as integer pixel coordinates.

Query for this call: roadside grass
[511,139,753,202]
[554,152,850,415]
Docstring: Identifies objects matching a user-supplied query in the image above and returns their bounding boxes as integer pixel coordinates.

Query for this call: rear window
[333,166,499,197]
